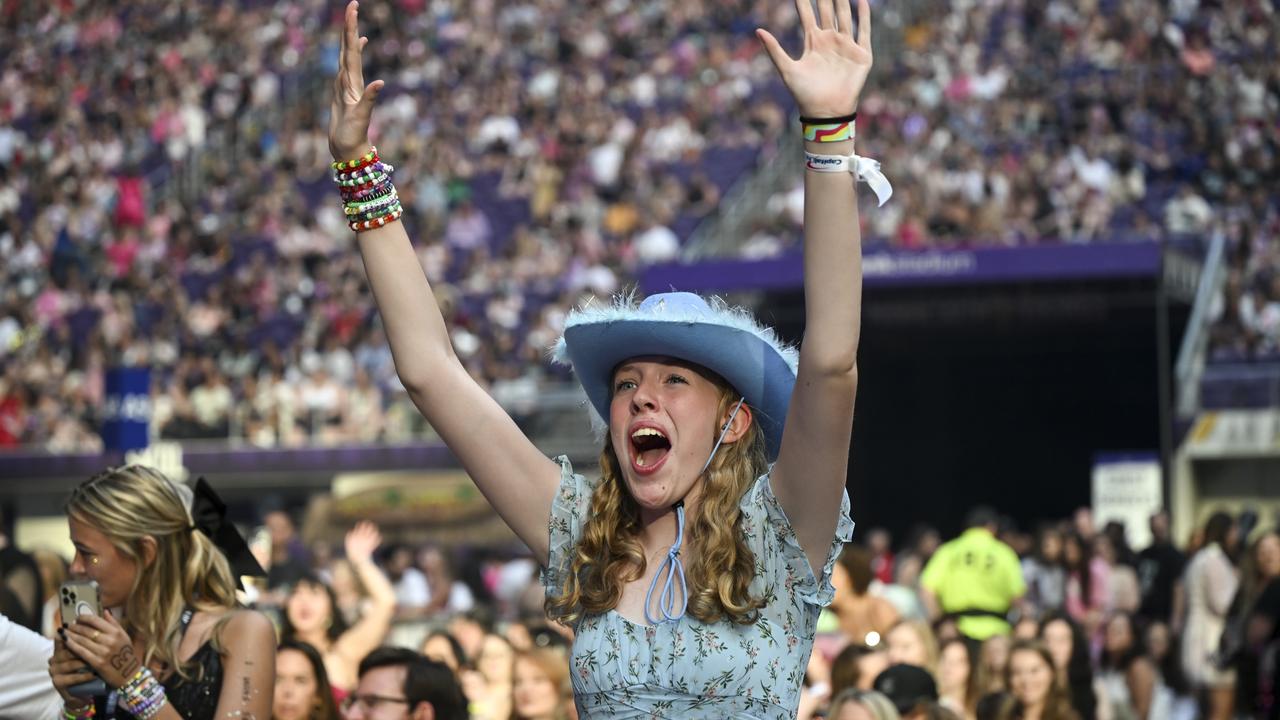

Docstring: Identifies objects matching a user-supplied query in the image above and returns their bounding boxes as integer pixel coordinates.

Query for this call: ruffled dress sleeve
[541,455,594,599]
[744,470,855,608]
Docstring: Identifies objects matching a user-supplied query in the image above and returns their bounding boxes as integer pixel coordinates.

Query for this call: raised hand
[329,0,385,162]
[345,520,382,563]
[757,0,873,118]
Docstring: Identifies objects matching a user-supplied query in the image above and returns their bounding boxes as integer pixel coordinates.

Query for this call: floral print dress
[542,457,855,719]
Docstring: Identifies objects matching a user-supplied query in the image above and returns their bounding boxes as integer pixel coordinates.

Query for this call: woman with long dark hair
[280,521,394,692]
[1038,612,1101,720]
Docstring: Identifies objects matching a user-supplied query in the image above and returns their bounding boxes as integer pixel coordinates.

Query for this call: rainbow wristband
[803,121,855,143]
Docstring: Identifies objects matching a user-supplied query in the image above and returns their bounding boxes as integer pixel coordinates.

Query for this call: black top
[1136,541,1185,623]
[99,609,223,720]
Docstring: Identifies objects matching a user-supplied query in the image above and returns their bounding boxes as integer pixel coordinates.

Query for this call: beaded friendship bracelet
[344,194,401,218]
[118,667,168,720]
[330,146,379,172]
[334,147,403,233]
[349,207,404,232]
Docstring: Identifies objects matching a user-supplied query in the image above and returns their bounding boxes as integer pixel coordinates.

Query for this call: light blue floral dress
[542,457,855,719]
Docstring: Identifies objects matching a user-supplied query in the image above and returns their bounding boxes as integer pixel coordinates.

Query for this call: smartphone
[58,579,108,698]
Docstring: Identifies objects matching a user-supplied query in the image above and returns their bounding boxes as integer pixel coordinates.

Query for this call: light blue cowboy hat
[552,292,799,461]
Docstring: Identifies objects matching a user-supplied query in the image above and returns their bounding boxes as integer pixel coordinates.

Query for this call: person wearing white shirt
[386,545,431,615]
[0,612,62,720]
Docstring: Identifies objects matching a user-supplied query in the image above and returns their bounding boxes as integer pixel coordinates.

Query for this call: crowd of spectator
[752,0,1279,258]
[6,495,1279,719]
[1,0,1277,452]
[0,0,792,451]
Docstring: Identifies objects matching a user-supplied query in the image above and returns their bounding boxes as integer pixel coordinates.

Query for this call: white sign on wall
[1092,453,1163,550]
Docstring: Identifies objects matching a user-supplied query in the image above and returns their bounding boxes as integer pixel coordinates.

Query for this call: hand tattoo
[109,644,140,676]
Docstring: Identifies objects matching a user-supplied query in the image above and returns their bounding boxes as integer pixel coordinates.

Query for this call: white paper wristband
[804,151,893,206]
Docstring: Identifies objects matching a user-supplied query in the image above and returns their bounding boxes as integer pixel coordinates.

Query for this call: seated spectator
[343,647,467,720]
[274,639,342,720]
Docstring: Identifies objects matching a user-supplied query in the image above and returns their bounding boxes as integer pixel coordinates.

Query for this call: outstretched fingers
[794,0,818,33]
[857,0,872,49]
[343,2,366,99]
[817,0,836,31]
[837,0,854,37]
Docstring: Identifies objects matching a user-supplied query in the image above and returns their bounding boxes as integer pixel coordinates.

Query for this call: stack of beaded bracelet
[63,703,95,720]
[801,112,856,143]
[118,666,168,720]
[333,146,403,232]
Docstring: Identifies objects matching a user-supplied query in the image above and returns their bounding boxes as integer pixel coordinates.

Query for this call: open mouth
[630,427,671,472]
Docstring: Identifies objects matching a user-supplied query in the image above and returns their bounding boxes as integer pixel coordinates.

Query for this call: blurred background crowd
[0,0,1276,452]
[5,499,1279,719]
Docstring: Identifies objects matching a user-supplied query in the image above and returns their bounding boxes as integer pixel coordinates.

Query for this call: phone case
[59,580,108,698]
[59,579,103,628]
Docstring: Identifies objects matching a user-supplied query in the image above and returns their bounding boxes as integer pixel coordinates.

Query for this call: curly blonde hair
[66,466,239,679]
[547,386,769,625]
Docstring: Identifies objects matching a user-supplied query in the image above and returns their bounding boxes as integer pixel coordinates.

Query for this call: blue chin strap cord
[643,397,745,625]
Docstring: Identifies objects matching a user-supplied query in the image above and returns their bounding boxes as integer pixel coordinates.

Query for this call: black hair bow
[190,477,267,590]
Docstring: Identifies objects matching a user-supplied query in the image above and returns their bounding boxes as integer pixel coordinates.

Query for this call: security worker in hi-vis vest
[920,506,1026,640]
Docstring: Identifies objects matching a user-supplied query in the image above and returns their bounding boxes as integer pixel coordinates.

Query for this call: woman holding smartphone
[47,466,276,720]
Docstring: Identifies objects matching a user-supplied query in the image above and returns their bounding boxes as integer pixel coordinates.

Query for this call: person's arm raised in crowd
[759,0,873,577]
[327,0,559,565]
[331,522,395,666]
